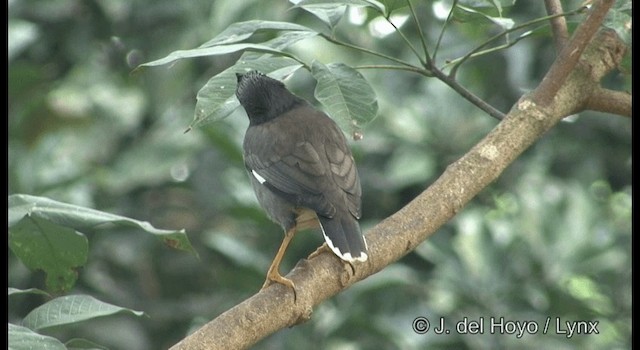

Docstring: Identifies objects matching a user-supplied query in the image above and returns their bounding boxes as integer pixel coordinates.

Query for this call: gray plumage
[236,71,368,263]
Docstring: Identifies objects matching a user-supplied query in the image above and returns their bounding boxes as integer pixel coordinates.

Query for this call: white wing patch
[251,169,267,184]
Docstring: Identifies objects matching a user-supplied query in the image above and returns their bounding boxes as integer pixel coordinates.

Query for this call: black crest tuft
[235,71,303,125]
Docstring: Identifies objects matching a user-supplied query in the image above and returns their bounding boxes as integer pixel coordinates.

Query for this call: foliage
[8,0,630,349]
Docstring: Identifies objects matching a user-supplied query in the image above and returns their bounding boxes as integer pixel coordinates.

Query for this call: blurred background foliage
[8,0,631,349]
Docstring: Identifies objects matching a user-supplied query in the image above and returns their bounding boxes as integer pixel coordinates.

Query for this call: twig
[433,0,459,64]
[449,5,588,78]
[443,29,534,69]
[384,13,426,67]
[429,67,506,121]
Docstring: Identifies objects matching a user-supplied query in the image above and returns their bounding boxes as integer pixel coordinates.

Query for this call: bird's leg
[261,226,297,299]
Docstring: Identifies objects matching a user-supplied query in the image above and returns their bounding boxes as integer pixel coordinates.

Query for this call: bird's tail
[317,213,368,262]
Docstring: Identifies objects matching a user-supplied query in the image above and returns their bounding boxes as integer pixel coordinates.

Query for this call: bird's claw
[307,243,330,260]
[261,273,297,302]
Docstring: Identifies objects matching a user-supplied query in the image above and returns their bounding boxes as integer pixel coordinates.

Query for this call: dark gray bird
[235,71,368,296]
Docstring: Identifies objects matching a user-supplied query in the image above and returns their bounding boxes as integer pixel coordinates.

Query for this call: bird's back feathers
[237,71,368,262]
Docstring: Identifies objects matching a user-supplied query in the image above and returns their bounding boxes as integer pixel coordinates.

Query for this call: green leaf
[8,288,51,297]
[23,295,145,331]
[65,338,108,350]
[8,194,196,255]
[199,20,316,48]
[456,4,514,29]
[260,30,319,51]
[238,30,318,61]
[9,216,88,293]
[293,2,347,28]
[9,197,36,227]
[192,57,303,129]
[459,0,516,8]
[137,44,290,69]
[311,61,378,138]
[294,0,386,15]
[8,324,66,350]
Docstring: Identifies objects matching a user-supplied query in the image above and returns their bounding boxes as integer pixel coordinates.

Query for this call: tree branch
[531,0,615,107]
[586,88,632,117]
[169,26,628,350]
[544,0,570,51]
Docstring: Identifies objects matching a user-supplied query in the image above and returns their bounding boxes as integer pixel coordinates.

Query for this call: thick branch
[532,0,615,106]
[585,88,632,117]
[169,29,627,350]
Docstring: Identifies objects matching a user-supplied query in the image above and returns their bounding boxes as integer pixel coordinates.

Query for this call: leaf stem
[353,64,428,74]
[406,0,432,66]
[353,65,506,121]
[433,0,459,64]
[384,11,426,66]
[443,29,535,70]
[319,33,417,68]
[449,4,588,77]
[429,66,506,121]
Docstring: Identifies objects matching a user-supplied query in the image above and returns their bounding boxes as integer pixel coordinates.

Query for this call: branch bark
[170,3,628,350]
[544,0,570,51]
[531,0,615,107]
[585,88,632,117]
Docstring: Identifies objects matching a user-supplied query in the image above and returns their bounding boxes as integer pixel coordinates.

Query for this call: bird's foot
[307,242,330,260]
[261,271,297,301]
[308,243,356,286]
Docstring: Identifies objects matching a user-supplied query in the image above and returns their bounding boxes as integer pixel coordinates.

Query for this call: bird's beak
[236,73,244,83]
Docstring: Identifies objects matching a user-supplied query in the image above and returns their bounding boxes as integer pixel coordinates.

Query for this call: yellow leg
[261,227,297,299]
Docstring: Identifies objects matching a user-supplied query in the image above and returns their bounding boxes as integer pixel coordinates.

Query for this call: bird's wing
[243,110,361,219]
[323,140,361,219]
[245,139,337,218]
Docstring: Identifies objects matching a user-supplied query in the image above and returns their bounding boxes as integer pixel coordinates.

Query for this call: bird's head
[235,71,302,125]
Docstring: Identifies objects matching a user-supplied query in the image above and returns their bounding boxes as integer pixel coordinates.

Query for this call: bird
[235,70,368,298]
